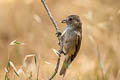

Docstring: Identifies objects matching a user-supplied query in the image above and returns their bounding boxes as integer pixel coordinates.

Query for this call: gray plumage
[59,15,82,76]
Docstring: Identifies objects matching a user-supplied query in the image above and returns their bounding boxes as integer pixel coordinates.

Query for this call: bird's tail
[59,56,71,76]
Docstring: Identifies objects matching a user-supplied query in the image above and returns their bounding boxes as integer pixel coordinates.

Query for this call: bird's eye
[68,17,73,21]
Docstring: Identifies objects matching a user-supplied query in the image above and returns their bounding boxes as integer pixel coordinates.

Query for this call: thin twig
[41,0,63,52]
[41,0,59,34]
[49,54,61,80]
[41,0,63,80]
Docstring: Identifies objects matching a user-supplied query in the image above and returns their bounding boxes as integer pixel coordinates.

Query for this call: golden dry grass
[0,0,120,80]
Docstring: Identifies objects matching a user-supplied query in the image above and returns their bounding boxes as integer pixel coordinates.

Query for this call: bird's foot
[58,49,64,54]
[56,32,62,37]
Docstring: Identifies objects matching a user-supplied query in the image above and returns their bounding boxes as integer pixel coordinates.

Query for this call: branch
[49,54,61,80]
[41,0,63,80]
[41,0,59,34]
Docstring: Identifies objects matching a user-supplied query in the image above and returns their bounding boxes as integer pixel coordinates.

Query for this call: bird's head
[61,15,81,27]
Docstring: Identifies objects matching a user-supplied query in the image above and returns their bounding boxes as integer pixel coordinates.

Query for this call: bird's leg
[56,32,62,46]
[56,32,62,45]
[58,35,65,55]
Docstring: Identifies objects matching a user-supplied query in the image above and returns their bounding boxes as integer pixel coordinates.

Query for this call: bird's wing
[71,31,82,62]
[59,31,82,76]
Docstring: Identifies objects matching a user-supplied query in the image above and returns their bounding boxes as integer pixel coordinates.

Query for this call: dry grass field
[0,0,120,80]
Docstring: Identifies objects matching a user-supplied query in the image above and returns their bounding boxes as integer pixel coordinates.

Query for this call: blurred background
[0,0,120,80]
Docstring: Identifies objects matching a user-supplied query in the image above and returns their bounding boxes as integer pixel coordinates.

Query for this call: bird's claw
[58,50,64,54]
[56,32,62,37]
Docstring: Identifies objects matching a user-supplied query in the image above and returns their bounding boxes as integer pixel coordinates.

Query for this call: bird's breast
[63,29,76,42]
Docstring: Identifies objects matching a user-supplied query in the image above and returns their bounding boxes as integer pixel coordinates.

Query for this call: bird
[59,15,82,76]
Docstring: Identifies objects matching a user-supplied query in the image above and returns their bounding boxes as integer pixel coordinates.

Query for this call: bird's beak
[61,19,67,23]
